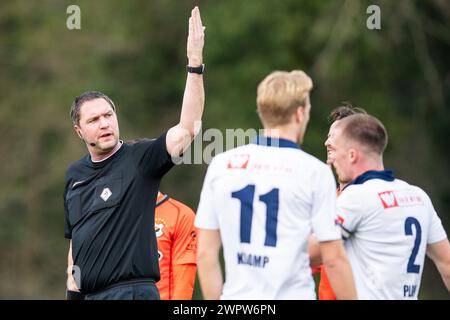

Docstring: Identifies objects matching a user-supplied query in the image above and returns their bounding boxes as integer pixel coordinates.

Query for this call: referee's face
[77,98,120,155]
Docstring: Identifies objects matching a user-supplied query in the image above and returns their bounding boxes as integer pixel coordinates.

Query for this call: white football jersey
[337,171,447,300]
[195,137,341,300]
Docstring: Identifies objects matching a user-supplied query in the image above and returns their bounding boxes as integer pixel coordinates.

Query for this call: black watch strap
[187,64,205,74]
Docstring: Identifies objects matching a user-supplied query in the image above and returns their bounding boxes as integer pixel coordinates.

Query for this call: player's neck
[352,159,385,180]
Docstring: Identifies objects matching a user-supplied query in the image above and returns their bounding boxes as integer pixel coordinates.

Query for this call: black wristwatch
[187,64,205,74]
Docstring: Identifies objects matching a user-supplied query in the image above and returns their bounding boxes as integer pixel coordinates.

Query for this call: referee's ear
[74,126,83,140]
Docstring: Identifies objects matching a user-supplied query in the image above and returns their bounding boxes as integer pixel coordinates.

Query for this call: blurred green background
[0,0,449,299]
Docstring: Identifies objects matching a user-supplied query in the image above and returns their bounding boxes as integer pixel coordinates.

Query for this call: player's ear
[295,106,305,123]
[348,148,358,164]
[74,125,83,140]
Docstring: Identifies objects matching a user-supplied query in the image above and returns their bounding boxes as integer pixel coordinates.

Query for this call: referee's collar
[343,169,395,191]
[252,136,301,150]
[91,140,124,163]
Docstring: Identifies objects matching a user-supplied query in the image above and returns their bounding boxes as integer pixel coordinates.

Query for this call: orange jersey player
[155,192,197,300]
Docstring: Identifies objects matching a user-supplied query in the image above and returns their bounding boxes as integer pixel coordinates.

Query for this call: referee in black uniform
[64,7,205,300]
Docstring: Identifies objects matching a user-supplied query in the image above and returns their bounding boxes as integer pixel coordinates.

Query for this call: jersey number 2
[232,185,279,247]
[404,217,422,274]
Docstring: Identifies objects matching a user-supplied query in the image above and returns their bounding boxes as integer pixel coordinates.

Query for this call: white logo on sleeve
[100,188,112,202]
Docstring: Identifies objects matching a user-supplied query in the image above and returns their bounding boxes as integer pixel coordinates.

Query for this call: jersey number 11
[232,185,279,247]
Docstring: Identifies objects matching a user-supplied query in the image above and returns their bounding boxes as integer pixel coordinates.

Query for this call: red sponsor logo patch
[378,191,399,209]
[335,215,345,225]
[227,154,250,169]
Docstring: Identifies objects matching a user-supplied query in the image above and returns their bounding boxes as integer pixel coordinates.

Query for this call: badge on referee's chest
[100,187,112,202]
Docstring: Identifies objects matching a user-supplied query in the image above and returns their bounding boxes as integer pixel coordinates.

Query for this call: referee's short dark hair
[338,114,388,155]
[70,91,116,125]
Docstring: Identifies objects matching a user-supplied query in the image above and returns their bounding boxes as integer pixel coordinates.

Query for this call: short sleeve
[426,197,448,244]
[173,207,197,265]
[130,132,174,178]
[311,166,341,242]
[64,177,72,239]
[336,189,365,240]
[195,160,220,230]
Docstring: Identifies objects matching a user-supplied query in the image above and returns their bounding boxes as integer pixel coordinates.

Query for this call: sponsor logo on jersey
[186,230,197,251]
[378,190,399,209]
[336,215,352,239]
[227,154,250,169]
[335,215,344,225]
[155,218,167,238]
[378,190,424,209]
[396,191,424,207]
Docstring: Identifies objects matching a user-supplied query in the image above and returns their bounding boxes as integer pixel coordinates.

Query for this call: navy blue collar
[252,136,301,150]
[343,169,395,191]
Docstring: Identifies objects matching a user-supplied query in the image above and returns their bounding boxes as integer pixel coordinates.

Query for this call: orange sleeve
[169,202,197,299]
[172,206,197,265]
[171,264,196,300]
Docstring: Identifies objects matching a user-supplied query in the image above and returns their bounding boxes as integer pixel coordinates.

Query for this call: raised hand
[187,6,205,67]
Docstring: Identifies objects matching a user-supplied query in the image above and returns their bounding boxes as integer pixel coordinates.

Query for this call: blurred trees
[0,0,448,299]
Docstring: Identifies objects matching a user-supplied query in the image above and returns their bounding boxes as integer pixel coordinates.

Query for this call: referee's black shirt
[64,133,174,294]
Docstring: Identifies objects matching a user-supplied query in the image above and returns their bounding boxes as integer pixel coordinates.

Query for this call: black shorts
[84,279,160,300]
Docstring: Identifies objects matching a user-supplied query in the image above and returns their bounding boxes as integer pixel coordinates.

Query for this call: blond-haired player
[195,70,356,299]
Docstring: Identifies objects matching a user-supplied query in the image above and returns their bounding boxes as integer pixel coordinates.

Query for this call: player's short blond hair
[257,70,313,127]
